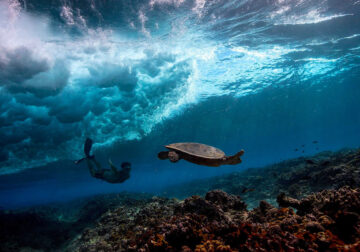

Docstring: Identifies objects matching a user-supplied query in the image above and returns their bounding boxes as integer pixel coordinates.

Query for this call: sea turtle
[158,142,244,167]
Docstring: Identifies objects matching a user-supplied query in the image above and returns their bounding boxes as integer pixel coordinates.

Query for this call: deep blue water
[0,0,360,209]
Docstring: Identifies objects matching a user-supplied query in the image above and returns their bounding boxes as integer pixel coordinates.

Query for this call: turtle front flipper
[158,151,169,160]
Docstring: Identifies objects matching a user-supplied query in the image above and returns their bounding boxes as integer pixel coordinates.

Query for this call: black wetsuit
[75,138,131,184]
[87,158,131,184]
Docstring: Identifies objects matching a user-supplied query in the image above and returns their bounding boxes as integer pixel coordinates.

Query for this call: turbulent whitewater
[0,0,360,175]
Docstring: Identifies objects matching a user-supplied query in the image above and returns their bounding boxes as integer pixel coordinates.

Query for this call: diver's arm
[74,157,86,164]
[108,159,118,173]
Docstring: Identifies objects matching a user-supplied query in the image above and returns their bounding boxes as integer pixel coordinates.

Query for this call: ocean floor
[1,149,360,251]
[162,148,360,209]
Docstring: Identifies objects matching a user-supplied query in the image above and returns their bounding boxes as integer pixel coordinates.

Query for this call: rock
[277,192,300,208]
[175,195,223,219]
[305,221,325,232]
[65,187,360,251]
[205,189,247,211]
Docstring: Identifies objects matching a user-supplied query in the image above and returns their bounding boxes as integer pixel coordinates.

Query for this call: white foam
[295,57,337,63]
[192,0,207,17]
[149,0,186,8]
[60,6,75,25]
[276,10,352,25]
[0,0,351,174]
[138,10,151,37]
[0,0,220,173]
[306,34,360,47]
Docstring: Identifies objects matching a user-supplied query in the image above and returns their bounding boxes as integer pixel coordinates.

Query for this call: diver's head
[121,162,131,171]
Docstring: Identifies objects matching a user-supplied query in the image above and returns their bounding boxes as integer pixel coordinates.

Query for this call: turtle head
[168,151,180,162]
[158,151,180,162]
[226,150,245,165]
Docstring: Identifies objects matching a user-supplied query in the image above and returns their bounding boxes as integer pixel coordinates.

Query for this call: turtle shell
[165,143,225,159]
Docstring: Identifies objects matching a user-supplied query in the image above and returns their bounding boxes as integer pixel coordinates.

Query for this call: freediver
[74,138,131,184]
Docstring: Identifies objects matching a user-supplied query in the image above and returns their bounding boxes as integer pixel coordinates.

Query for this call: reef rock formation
[163,149,360,208]
[2,149,360,251]
[0,192,152,252]
[70,187,360,251]
[277,186,360,243]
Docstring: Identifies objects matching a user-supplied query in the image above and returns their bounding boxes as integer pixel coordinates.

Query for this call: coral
[163,148,360,208]
[67,187,360,251]
[4,149,360,252]
[195,240,231,252]
[205,190,247,211]
[277,186,360,243]
[277,192,300,208]
[0,192,151,252]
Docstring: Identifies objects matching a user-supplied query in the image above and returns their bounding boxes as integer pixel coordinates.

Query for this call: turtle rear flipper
[235,150,245,157]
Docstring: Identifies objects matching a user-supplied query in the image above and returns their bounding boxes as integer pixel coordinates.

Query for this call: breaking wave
[0,0,360,174]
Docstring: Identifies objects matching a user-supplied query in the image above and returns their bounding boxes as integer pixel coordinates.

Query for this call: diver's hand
[74,157,85,164]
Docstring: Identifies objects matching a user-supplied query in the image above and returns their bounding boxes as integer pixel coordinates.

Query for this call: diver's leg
[86,158,97,177]
[84,138,93,158]
[92,157,102,171]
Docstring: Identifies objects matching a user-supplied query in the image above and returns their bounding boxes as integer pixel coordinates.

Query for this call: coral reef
[68,196,178,252]
[278,186,360,243]
[0,192,152,251]
[163,149,360,208]
[2,149,360,251]
[70,187,360,251]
